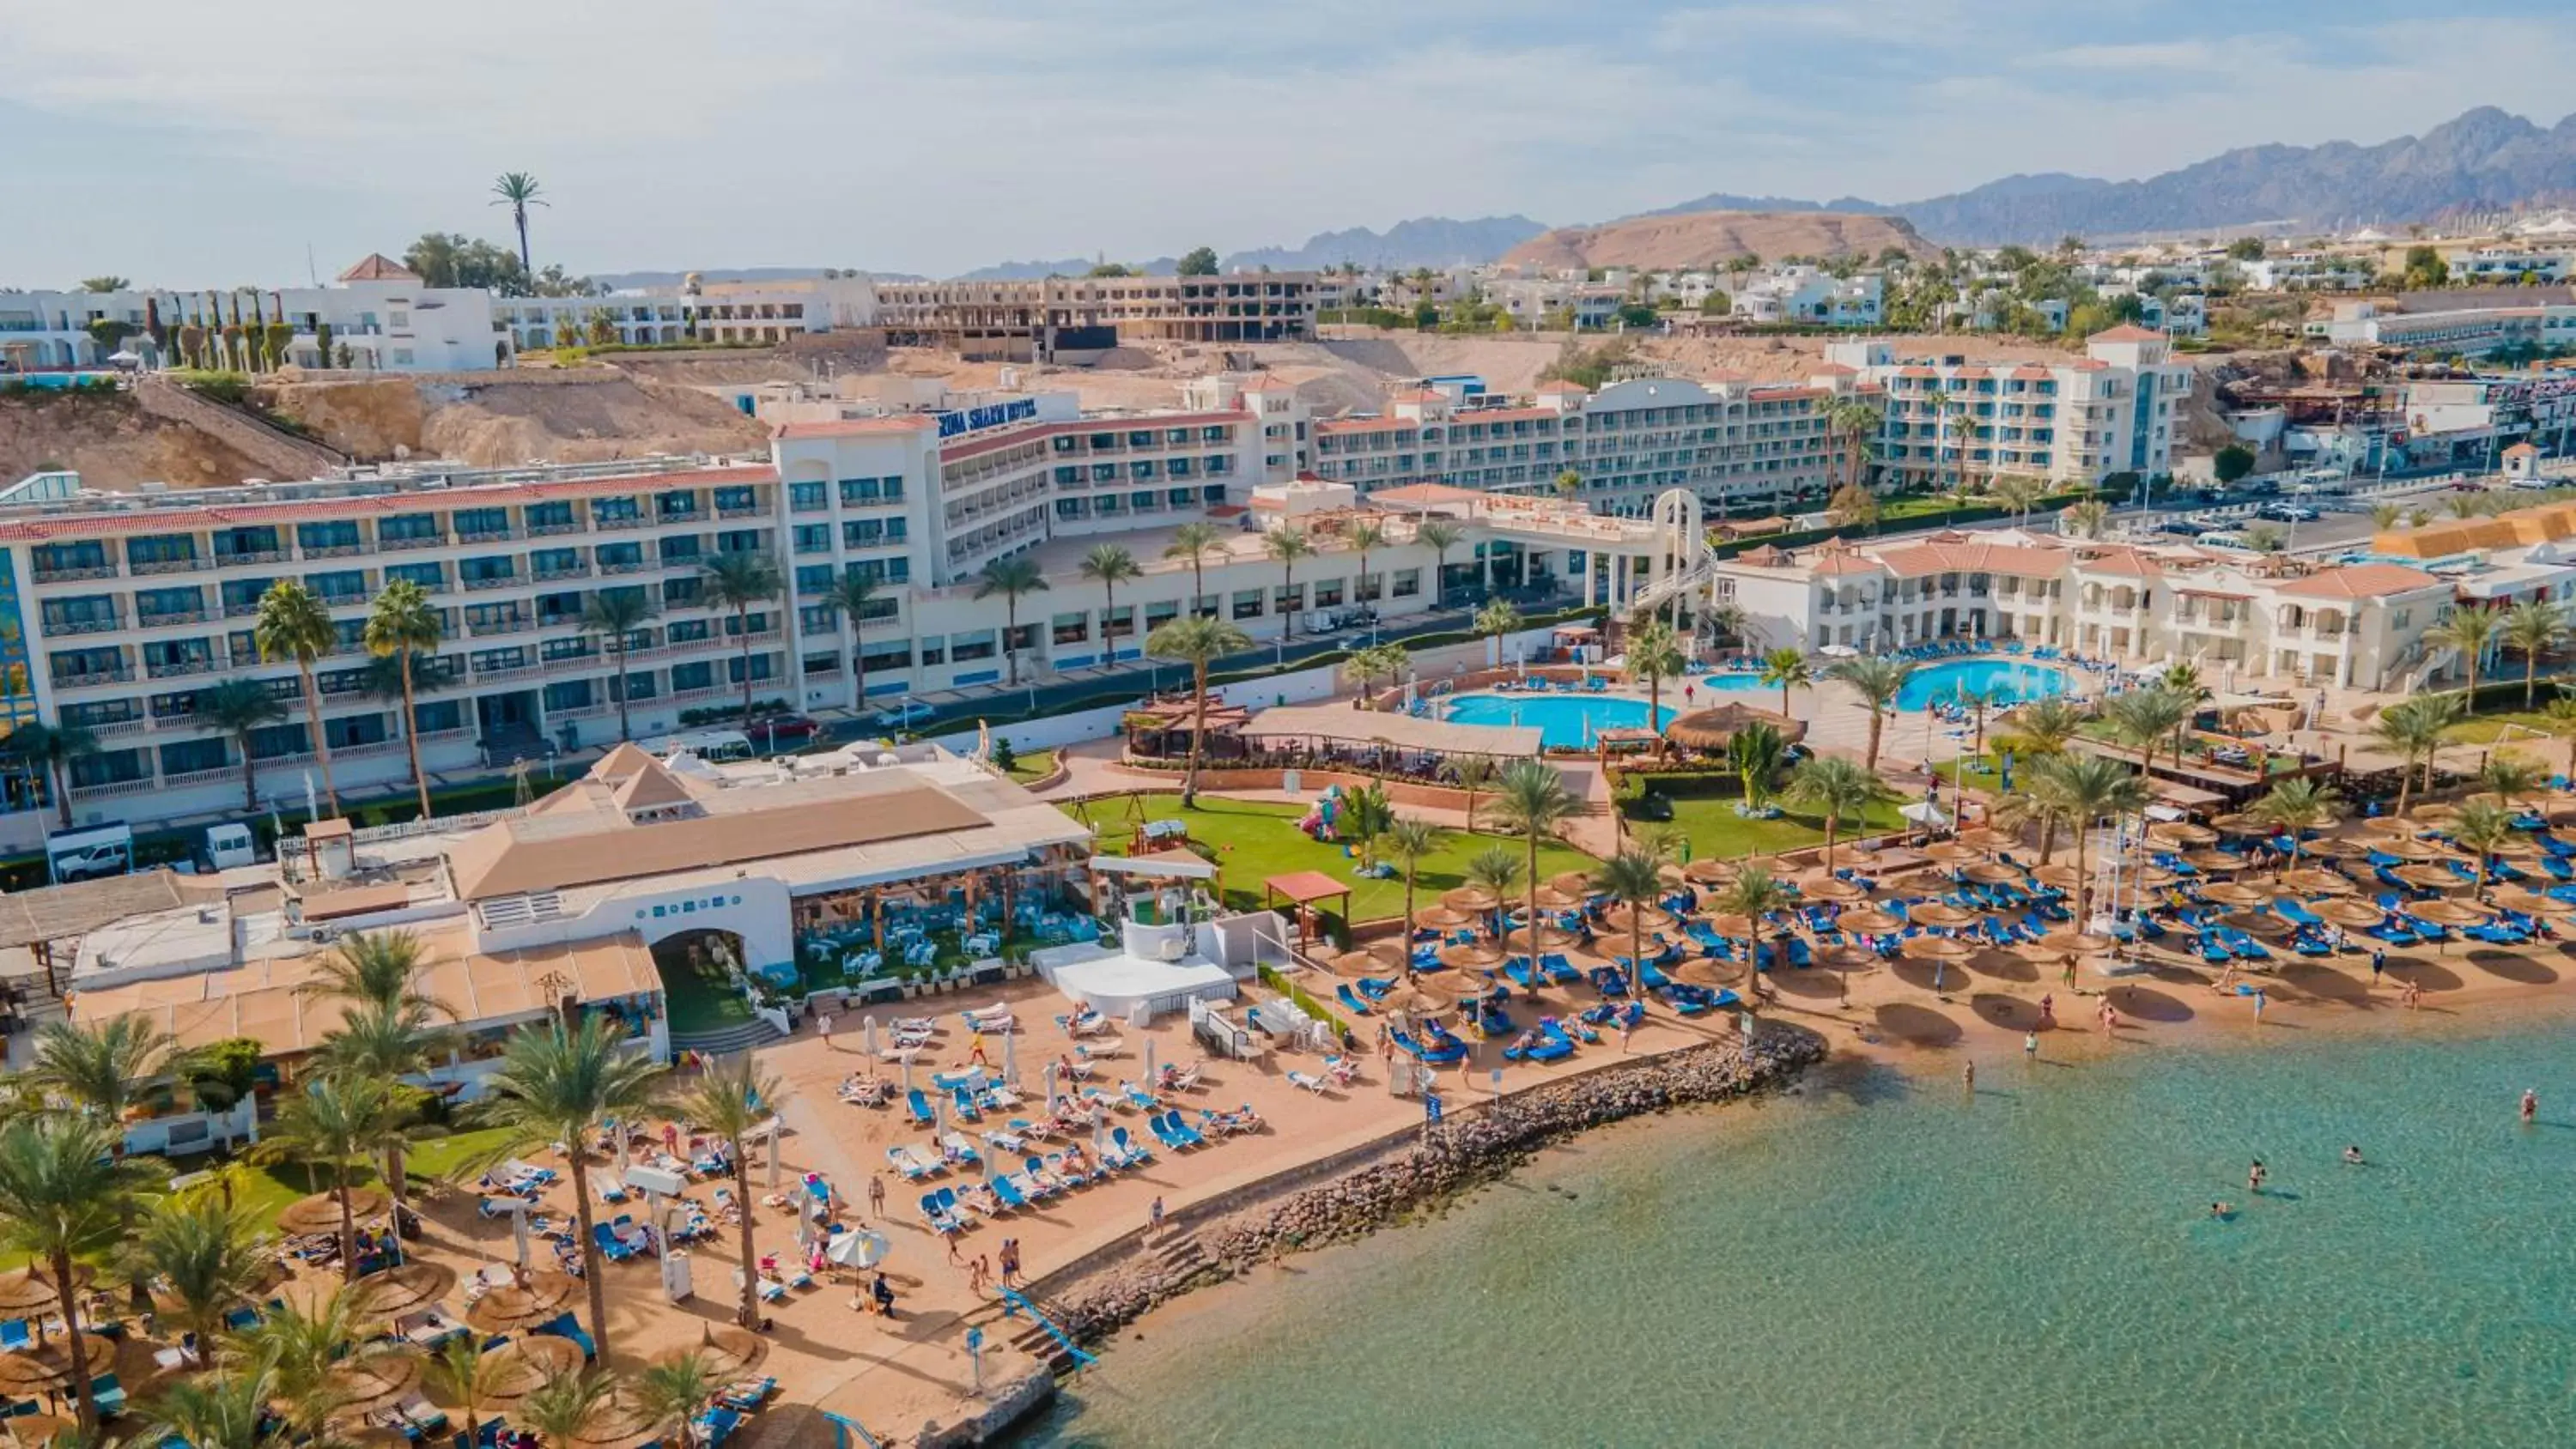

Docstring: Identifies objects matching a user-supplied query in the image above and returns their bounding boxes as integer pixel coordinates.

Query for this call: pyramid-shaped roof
[337,253,421,283]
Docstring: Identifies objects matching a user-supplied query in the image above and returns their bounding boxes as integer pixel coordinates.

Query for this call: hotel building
[1821,327,2195,488]
[875,275,1320,360]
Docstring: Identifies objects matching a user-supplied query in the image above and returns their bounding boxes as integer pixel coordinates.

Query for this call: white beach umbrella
[865,1016,879,1058]
[1004,1030,1018,1087]
[768,1133,784,1192]
[1145,1039,1157,1084]
[827,1229,890,1270]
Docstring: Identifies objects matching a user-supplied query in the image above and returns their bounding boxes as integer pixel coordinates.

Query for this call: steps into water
[668,1017,784,1055]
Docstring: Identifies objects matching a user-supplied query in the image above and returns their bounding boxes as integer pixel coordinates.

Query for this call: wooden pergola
[0,869,216,996]
[1261,870,1354,959]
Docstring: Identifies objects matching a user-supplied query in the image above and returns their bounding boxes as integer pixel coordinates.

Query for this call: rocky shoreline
[1049,1023,1826,1343]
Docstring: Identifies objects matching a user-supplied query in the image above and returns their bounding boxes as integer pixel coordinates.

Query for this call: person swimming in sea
[2248,1159,2267,1195]
[2210,1202,2233,1221]
[2343,1145,2365,1166]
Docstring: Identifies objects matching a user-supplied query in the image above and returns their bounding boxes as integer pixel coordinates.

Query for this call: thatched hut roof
[1664,701,1806,751]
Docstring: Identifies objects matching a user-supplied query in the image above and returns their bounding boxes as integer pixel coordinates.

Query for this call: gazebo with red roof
[1262,870,1355,957]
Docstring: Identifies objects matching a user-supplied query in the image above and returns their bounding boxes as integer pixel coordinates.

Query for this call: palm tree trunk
[2528,652,2540,711]
[1281,565,1296,641]
[731,1140,760,1330]
[612,640,633,741]
[1865,711,1883,773]
[1402,870,1416,948]
[846,621,865,715]
[337,1161,360,1282]
[49,758,69,830]
[384,1143,410,1266]
[568,1154,613,1360]
[1824,819,1838,871]
[2038,815,2057,865]
[1191,561,1205,619]
[301,660,340,815]
[1182,660,1207,806]
[401,652,428,818]
[1102,583,1115,660]
[1005,600,1020,687]
[736,604,756,724]
[2396,756,2415,817]
[240,744,258,813]
[54,1247,95,1431]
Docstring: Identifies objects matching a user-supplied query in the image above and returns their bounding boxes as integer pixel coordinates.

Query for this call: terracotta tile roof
[1811,550,1886,578]
[1747,385,1825,402]
[1873,540,2068,579]
[1812,362,1859,376]
[1369,483,1483,506]
[2087,324,2166,343]
[2073,548,2166,579]
[337,253,420,283]
[1950,367,1990,379]
[1388,390,1448,404]
[2010,365,2055,380]
[1535,381,1589,394]
[2271,562,2448,600]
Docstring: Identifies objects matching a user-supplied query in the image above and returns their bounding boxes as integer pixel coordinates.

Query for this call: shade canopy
[477,1335,585,1405]
[279,1187,388,1235]
[463,1272,578,1335]
[1664,701,1807,752]
[348,1262,456,1319]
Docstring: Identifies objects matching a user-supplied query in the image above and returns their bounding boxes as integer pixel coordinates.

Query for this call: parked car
[2154,518,2206,537]
[750,713,820,746]
[2256,503,2321,523]
[872,700,936,730]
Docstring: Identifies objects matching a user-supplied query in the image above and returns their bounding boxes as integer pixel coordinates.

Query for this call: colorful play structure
[1296,784,1352,842]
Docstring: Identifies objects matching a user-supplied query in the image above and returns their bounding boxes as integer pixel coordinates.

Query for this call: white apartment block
[2442,246,2574,284]
[1821,327,2194,485]
[0,256,507,373]
[1713,530,2457,692]
[494,275,880,350]
[2318,299,2576,355]
[2239,253,2378,292]
[1729,266,1883,327]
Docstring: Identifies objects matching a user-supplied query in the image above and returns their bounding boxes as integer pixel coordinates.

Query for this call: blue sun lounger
[1336,983,1372,1016]
[1540,952,1582,985]
[906,1089,935,1126]
[988,1175,1030,1213]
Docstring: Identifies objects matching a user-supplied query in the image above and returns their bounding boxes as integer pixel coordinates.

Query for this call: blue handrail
[997,1285,1097,1368]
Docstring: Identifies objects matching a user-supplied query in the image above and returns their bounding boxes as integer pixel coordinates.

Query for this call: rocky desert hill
[1500,209,1937,272]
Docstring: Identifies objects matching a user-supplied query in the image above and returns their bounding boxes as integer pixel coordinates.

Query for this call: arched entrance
[650,926,756,1040]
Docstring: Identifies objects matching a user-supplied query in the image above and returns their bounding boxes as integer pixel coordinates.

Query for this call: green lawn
[2442,711,2573,750]
[1059,795,1600,924]
[107,1125,521,1260]
[1004,748,1058,785]
[1631,789,1915,860]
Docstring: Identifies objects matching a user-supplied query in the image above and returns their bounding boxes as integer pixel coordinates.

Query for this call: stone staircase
[135,375,349,479]
[668,1016,783,1056]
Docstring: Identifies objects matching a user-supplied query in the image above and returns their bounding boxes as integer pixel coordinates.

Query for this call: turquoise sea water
[1022,1026,2576,1446]
[1443,694,1674,750]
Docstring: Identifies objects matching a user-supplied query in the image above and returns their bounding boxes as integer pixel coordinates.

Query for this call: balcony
[161,765,240,791]
[532,563,592,582]
[457,527,515,545]
[130,557,208,576]
[591,516,649,533]
[216,550,288,567]
[136,608,210,628]
[313,591,371,609]
[32,564,118,585]
[68,778,154,803]
[301,543,368,560]
[462,574,522,593]
[716,503,765,520]
[52,667,134,689]
[82,718,148,741]
[222,599,266,620]
[42,615,124,637]
[468,617,533,638]
[527,520,586,538]
[147,658,217,680]
[379,533,448,552]
[598,558,653,576]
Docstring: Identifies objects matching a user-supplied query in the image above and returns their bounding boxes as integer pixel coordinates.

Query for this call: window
[1052,612,1090,645]
[1232,589,1264,620]
[307,570,368,603]
[795,564,835,596]
[659,537,703,565]
[160,738,228,776]
[137,586,205,622]
[453,507,509,541]
[664,577,704,608]
[537,591,584,626]
[1274,583,1305,613]
[656,489,700,520]
[525,501,576,532]
[125,534,199,567]
[948,632,996,662]
[725,654,776,685]
[789,481,829,512]
[1392,568,1421,598]
[597,543,644,572]
[543,680,594,712]
[594,497,641,525]
[384,561,446,591]
[713,485,757,512]
[793,524,831,555]
[671,661,714,692]
[715,530,763,555]
[456,557,514,588]
[667,619,712,644]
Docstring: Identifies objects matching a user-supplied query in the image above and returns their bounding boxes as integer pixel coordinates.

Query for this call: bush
[173,369,253,404]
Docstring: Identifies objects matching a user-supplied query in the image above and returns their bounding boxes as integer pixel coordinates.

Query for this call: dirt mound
[0,391,270,490]
[1500,210,1937,272]
[259,379,427,461]
[417,374,768,467]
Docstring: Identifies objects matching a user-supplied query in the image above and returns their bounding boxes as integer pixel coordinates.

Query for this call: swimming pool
[1443,694,1674,750]
[1697,672,1776,694]
[1895,658,2070,711]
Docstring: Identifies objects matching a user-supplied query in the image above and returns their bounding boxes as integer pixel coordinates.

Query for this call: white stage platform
[1033,938,1240,1021]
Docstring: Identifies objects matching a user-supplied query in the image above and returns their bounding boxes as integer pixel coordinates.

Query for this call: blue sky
[2,0,2573,285]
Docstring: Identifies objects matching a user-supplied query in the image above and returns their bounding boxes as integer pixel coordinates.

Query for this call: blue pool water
[1895,657,2069,711]
[1697,671,1775,694]
[1024,1023,2576,1447]
[1443,693,1674,749]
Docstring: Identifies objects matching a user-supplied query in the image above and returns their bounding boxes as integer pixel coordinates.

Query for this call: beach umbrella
[1439,885,1499,914]
[347,1261,455,1319]
[463,1272,577,1335]
[2182,850,2246,874]
[1838,908,1904,936]
[1326,950,1383,978]
[4,1416,73,1447]
[825,1228,891,1271]
[1417,967,1492,1001]
[2135,866,2181,889]
[2200,882,2273,908]
[2409,801,2460,824]
[279,1187,387,1236]
[1601,904,1675,937]
[562,1389,662,1449]
[1530,881,1585,911]
[2312,899,2389,929]
[1547,870,1597,898]
[2394,864,2464,891]
[1673,956,1743,989]
[1502,923,1577,953]
[1959,861,2020,887]
[2221,909,2293,937]
[2277,868,2354,897]
[1920,842,1979,866]
[2488,836,2545,859]
[1414,905,1473,931]
[1900,934,1972,961]
[2412,898,2494,926]
[325,1353,424,1420]
[2037,928,2117,956]
[1681,858,1735,887]
[2494,887,2576,916]
[1906,903,1977,930]
[1383,987,1453,1019]
[1800,875,1869,902]
[658,1322,770,1380]
[1435,941,1504,971]
[2031,864,2085,891]
[2301,837,2377,862]
[2210,814,2272,837]
[2149,822,2218,846]
[1364,939,1413,969]
[1957,827,2013,852]
[2370,836,2439,862]
[0,1338,112,1399]
[0,1266,88,1318]
[477,1336,584,1405]
[1696,912,1752,941]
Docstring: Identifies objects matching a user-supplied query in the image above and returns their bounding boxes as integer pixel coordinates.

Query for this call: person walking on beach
[2403,978,2422,1010]
[817,1010,834,1046]
[2038,994,2056,1030]
[866,1173,886,1221]
[969,1032,989,1067]
[999,1237,1021,1288]
[1148,1196,1165,1238]
[2343,1145,2366,1166]
[968,1255,989,1298]
[2248,1159,2267,1196]
[2024,1030,2039,1061]
[2522,1089,2539,1125]
[2063,958,2078,989]
[2252,988,2267,1027]
[2371,946,2385,987]
[1962,1060,1976,1096]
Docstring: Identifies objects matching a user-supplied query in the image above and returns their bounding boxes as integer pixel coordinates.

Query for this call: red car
[750,714,820,745]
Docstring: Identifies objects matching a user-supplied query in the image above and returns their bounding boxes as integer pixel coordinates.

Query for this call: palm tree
[299,928,428,1010]
[1826,655,1914,771]
[636,1350,722,1449]
[258,1074,398,1282]
[1414,518,1463,603]
[6,721,100,831]
[1995,695,2086,761]
[243,1290,399,1439]
[2247,777,2342,864]
[1143,615,1252,806]
[363,579,443,819]
[816,570,885,715]
[1078,544,1142,660]
[2371,694,2464,815]
[1443,756,1496,832]
[426,1331,513,1449]
[1590,849,1664,978]
[1624,618,1684,742]
[194,680,286,814]
[2103,685,2191,773]
[519,1371,615,1449]
[1826,397,1882,500]
[2476,749,2548,809]
[481,1016,670,1361]
[701,552,783,724]
[125,1190,270,1367]
[1758,646,1811,718]
[2026,753,2148,926]
[2060,497,2111,539]
[1162,522,1225,616]
[2432,606,2503,713]
[1993,783,2073,865]
[144,1354,292,1449]
[1346,520,1389,608]
[1474,599,1523,665]
[1990,472,2051,526]
[1785,756,1895,871]
[1464,846,1522,940]
[0,1116,146,1430]
[1826,482,1880,534]
[1713,864,1794,1005]
[1377,818,1443,949]
[1265,530,1315,641]
[27,1015,191,1123]
[580,589,660,742]
[253,579,341,816]
[678,1055,787,1331]
[973,556,1048,688]
[315,998,448,1263]
[2160,662,2213,767]
[1340,642,1400,701]
[490,172,547,274]
[2450,797,2517,898]
[2501,598,2568,709]
[1488,760,1582,991]
[1728,719,1789,809]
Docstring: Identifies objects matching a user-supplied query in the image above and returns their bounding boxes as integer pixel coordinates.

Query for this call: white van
[2194,531,2258,553]
[47,823,132,884]
[638,729,754,762]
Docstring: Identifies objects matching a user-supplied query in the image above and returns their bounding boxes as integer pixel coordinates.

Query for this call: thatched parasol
[347,1261,456,1320]
[1530,882,1585,911]
[2393,864,2464,891]
[1434,941,1504,972]
[2301,836,2378,862]
[0,1265,91,1317]
[1905,903,1977,929]
[2032,863,2085,891]
[1800,875,1868,903]
[1959,861,2021,887]
[0,1338,112,1398]
[2221,909,2293,937]
[1382,987,1454,1019]
[325,1352,425,1420]
[2135,866,2181,889]
[1957,826,2014,852]
[1900,934,1972,961]
[3,1415,73,1447]
[1665,701,1806,752]
[2411,898,2494,926]
[2370,837,2439,863]
[2493,887,2576,917]
[279,1187,387,1236]
[463,1272,578,1336]
[1325,950,1385,979]
[2037,929,2117,956]
[658,1324,768,1380]
[2183,850,2247,874]
[475,1335,585,1406]
[1547,870,1597,899]
[2409,801,2460,824]
[1818,943,1881,973]
[1601,904,1675,937]
[2210,814,2273,837]
[1838,908,1904,936]
[1502,923,1578,953]
[562,1389,663,1449]
[1439,885,1499,914]
[2311,899,2388,929]
[2277,868,2354,897]
[1920,842,1980,866]
[2200,882,2273,908]
[1413,905,1473,931]
[2149,822,2219,847]
[1416,967,1492,999]
[1681,858,1735,887]
[1672,956,1744,989]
